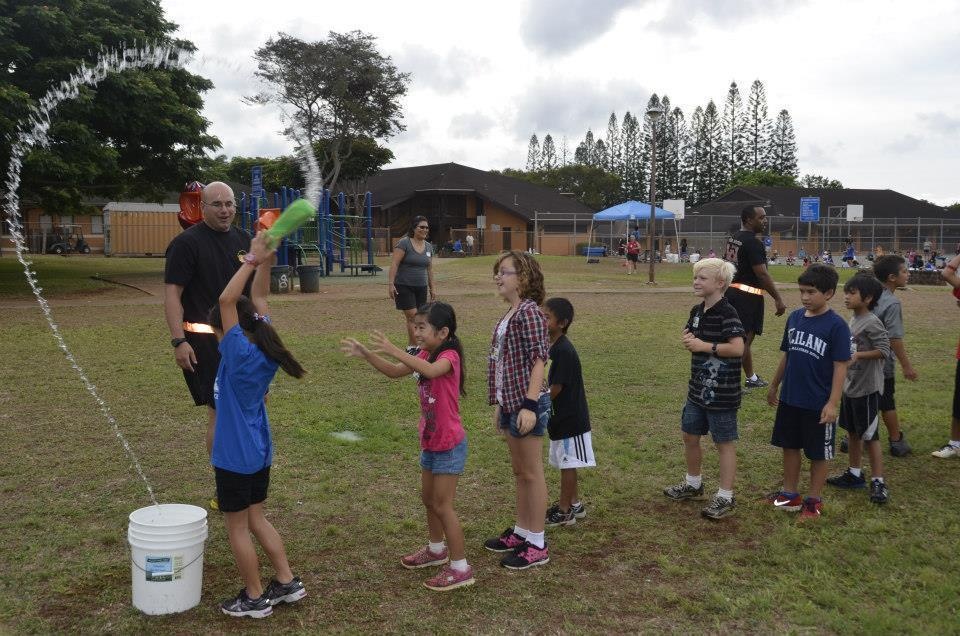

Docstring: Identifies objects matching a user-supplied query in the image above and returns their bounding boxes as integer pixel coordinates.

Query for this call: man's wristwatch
[711,342,718,355]
[171,337,188,348]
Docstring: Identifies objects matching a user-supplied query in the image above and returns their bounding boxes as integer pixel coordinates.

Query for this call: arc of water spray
[3,45,324,507]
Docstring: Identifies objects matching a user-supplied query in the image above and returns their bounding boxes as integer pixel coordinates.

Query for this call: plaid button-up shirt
[488,299,550,412]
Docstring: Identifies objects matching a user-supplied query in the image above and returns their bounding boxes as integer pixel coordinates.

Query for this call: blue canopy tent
[586,201,676,262]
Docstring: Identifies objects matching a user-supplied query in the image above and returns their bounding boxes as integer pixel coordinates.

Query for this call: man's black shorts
[215,465,270,512]
[626,253,639,263]
[771,402,835,460]
[394,283,427,311]
[183,332,220,407]
[953,360,960,420]
[725,287,764,336]
[879,376,896,412]
[839,392,881,441]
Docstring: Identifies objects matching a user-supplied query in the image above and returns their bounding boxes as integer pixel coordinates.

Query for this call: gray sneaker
[745,376,769,389]
[701,495,736,519]
[869,479,889,504]
[663,481,704,500]
[570,501,586,519]
[889,432,911,457]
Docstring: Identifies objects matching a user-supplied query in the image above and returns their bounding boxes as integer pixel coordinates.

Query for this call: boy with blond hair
[664,258,745,519]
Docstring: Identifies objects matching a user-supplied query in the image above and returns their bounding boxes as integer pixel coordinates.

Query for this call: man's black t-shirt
[164,223,251,323]
[725,230,766,287]
[547,335,591,440]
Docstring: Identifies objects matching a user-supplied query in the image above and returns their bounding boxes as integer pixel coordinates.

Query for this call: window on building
[39,215,52,232]
[59,215,73,227]
[90,215,103,234]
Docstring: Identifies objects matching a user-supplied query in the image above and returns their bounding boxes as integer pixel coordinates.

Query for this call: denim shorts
[420,438,468,475]
[499,394,551,438]
[680,399,739,443]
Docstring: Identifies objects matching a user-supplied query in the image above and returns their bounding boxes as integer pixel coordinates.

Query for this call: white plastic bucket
[128,504,208,615]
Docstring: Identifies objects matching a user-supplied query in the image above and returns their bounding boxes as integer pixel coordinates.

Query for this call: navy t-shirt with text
[778,308,851,411]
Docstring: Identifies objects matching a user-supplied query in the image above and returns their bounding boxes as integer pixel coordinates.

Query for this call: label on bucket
[145,555,183,582]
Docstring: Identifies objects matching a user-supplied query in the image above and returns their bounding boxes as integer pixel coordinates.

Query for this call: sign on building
[800,197,820,222]
[251,165,263,201]
[663,199,685,220]
[846,204,864,222]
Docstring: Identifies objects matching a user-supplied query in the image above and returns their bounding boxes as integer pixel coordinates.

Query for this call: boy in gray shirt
[827,274,891,503]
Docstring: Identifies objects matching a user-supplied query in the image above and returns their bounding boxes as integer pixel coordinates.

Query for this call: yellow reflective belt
[730,283,764,296]
[183,321,215,334]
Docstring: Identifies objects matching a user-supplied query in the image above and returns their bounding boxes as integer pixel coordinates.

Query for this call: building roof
[102,202,180,213]
[364,162,595,220]
[692,186,950,219]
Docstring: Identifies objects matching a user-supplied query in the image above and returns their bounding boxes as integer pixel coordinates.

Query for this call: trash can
[297,265,322,293]
[270,265,292,294]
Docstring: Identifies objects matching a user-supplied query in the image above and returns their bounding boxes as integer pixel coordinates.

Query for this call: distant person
[724,205,787,388]
[826,274,891,504]
[164,181,251,511]
[923,238,932,259]
[663,258,744,520]
[341,302,474,591]
[766,265,851,519]
[465,233,475,255]
[708,247,716,258]
[209,232,307,618]
[625,236,640,274]
[453,239,463,253]
[933,251,960,459]
[542,298,596,528]
[388,216,436,351]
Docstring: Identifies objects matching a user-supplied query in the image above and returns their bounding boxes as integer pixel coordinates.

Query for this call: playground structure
[235,187,381,277]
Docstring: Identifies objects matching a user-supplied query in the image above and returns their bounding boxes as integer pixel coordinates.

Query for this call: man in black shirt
[164,182,251,498]
[723,205,786,388]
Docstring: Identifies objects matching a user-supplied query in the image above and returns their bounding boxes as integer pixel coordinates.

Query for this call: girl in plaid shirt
[482,251,553,569]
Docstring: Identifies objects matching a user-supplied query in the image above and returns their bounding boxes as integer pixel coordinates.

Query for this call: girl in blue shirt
[208,232,307,619]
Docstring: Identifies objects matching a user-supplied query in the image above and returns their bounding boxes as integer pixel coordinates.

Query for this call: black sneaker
[220,588,273,618]
[500,540,549,570]
[826,469,867,489]
[545,505,576,528]
[869,479,889,504]
[839,435,849,453]
[701,495,735,520]
[263,576,306,606]
[483,527,525,553]
[570,501,586,519]
[663,481,704,500]
[889,432,912,457]
[744,376,769,389]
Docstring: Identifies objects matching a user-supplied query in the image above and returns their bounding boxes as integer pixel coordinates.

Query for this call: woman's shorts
[626,253,639,262]
[420,438,468,475]
[499,394,551,438]
[215,465,270,513]
[394,284,428,311]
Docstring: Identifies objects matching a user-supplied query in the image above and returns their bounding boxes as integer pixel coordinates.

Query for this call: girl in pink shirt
[341,302,473,592]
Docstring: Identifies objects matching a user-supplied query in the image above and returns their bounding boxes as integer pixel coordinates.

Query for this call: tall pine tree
[639,94,661,201]
[593,138,608,169]
[526,134,541,171]
[745,79,772,171]
[541,134,557,169]
[574,129,595,165]
[620,111,644,200]
[685,106,706,205]
[769,109,798,177]
[721,81,747,181]
[697,100,726,203]
[663,106,687,200]
[606,112,621,175]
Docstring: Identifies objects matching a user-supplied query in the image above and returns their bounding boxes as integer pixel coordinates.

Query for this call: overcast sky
[161,0,959,204]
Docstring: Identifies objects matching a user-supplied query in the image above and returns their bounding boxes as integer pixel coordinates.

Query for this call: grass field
[1,254,958,634]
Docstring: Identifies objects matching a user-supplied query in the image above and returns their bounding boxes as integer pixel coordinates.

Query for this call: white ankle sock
[449,558,469,572]
[526,531,545,549]
[873,476,884,483]
[849,467,862,477]
[950,440,960,448]
[748,373,759,382]
[686,474,702,489]
[571,500,582,509]
[717,488,734,500]
[428,540,446,553]
[513,525,529,539]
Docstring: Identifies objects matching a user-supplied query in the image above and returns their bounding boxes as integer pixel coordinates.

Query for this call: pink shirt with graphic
[417,349,465,452]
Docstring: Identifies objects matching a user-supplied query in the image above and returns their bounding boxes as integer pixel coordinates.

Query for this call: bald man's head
[201,182,236,232]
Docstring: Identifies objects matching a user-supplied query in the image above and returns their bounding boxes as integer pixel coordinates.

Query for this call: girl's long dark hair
[416,301,465,396]
[209,296,306,378]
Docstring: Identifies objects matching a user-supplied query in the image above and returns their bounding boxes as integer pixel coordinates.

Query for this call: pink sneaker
[423,565,475,591]
[400,546,448,570]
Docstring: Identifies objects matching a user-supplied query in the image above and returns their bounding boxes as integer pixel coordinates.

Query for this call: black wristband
[171,337,188,348]
[521,397,538,412]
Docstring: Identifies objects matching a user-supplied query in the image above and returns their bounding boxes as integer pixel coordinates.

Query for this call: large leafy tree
[0,0,218,212]
[799,174,843,189]
[249,30,409,193]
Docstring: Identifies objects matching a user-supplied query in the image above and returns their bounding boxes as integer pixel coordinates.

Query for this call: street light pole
[646,103,664,284]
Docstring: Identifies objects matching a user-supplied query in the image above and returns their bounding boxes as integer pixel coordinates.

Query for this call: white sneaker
[931,444,960,458]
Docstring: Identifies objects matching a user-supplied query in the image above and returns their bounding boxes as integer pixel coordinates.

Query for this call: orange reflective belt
[730,283,764,296]
[183,321,215,334]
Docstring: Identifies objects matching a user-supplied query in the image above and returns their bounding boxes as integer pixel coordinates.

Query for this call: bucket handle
[129,548,204,575]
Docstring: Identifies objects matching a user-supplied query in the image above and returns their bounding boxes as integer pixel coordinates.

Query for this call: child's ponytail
[417,301,466,396]
[209,296,306,378]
